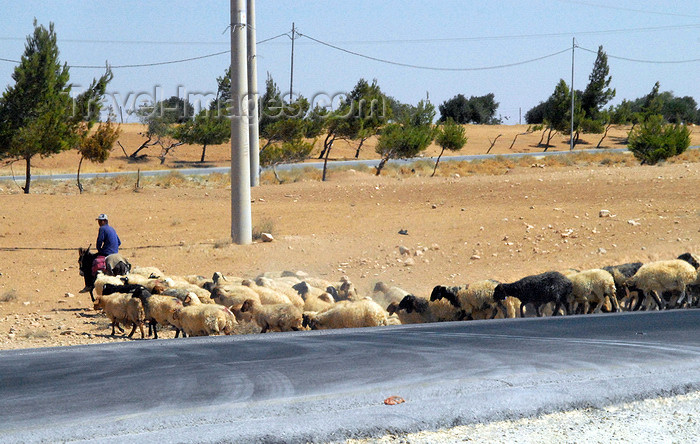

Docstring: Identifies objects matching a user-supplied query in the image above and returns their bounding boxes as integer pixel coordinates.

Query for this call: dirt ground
[0,123,699,349]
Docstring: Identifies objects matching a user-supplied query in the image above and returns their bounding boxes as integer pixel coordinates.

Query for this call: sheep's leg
[632,292,646,311]
[651,291,665,310]
[675,288,687,309]
[126,323,138,339]
[535,304,543,317]
[591,299,604,314]
[138,324,145,339]
[610,295,621,312]
[90,290,95,303]
[110,321,117,336]
[519,304,526,318]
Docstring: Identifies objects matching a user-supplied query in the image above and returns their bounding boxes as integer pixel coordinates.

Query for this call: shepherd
[78,214,130,299]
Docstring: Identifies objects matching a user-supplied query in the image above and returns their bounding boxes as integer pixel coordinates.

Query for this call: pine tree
[0,21,73,193]
[581,46,615,120]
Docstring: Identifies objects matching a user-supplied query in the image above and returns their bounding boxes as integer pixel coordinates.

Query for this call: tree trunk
[321,135,335,181]
[537,128,547,146]
[597,123,612,148]
[77,156,84,194]
[508,133,521,150]
[375,157,389,176]
[432,148,446,177]
[129,135,156,159]
[23,156,31,194]
[354,137,367,158]
[200,144,208,162]
[486,134,502,154]
[544,129,557,152]
[318,132,333,159]
[272,165,282,183]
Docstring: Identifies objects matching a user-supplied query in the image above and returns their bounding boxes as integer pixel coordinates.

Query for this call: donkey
[78,245,131,302]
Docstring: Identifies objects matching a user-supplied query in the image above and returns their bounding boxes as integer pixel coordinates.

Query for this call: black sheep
[492,271,572,317]
[429,285,459,307]
[398,294,429,314]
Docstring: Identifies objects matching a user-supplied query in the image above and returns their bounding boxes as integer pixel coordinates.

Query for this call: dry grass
[21,329,51,339]
[252,217,276,241]
[0,290,18,303]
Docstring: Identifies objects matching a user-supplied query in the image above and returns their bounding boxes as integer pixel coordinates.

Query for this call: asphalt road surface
[2,310,700,443]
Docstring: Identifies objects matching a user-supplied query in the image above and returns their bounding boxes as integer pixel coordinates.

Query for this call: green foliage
[79,119,121,164]
[174,110,230,162]
[581,46,615,120]
[435,118,468,152]
[439,93,501,124]
[375,100,436,176]
[433,118,468,176]
[627,114,691,165]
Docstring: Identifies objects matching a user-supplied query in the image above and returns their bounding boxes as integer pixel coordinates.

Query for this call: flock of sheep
[88,251,700,339]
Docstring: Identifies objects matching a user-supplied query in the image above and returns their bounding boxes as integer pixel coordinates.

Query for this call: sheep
[395,294,461,323]
[103,283,185,339]
[292,281,337,312]
[130,266,165,279]
[564,269,618,314]
[678,252,700,270]
[172,304,238,337]
[337,276,360,301]
[240,279,292,305]
[602,262,644,310]
[677,253,700,306]
[303,299,388,330]
[430,281,522,320]
[373,282,410,307]
[93,273,125,297]
[492,271,572,318]
[93,291,146,338]
[626,260,698,310]
[253,276,305,308]
[161,277,214,303]
[239,299,304,333]
[387,300,425,325]
[210,284,261,314]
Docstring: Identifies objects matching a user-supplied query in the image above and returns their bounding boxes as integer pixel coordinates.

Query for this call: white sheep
[172,304,238,337]
[93,292,145,338]
[130,266,165,279]
[239,299,304,333]
[253,276,305,308]
[303,299,388,330]
[394,294,462,323]
[372,281,410,307]
[94,273,125,297]
[627,259,698,310]
[565,269,619,314]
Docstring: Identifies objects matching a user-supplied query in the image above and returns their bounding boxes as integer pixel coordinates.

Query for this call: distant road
[1,145,698,182]
[2,310,700,443]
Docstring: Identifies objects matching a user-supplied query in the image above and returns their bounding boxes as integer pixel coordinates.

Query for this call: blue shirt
[96,224,121,256]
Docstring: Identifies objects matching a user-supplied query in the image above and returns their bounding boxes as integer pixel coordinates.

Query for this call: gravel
[346,391,700,443]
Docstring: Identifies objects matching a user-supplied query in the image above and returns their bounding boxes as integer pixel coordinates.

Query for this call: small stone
[470,254,481,260]
[599,209,611,217]
[404,258,415,266]
[398,246,410,256]
[431,204,438,209]
[598,247,607,254]
[260,233,274,242]
[628,220,641,226]
[65,292,75,298]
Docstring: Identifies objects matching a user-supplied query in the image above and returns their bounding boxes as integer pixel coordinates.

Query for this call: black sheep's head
[678,253,700,270]
[398,295,427,314]
[492,284,507,302]
[292,281,309,296]
[302,313,313,329]
[429,285,447,302]
[326,286,339,300]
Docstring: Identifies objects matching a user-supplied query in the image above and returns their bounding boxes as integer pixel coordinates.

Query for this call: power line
[297,32,571,72]
[577,45,700,64]
[554,0,700,18]
[0,32,289,69]
[306,23,700,45]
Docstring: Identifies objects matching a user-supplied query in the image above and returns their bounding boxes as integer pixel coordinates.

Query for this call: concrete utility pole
[570,37,576,151]
[290,22,295,100]
[247,0,260,187]
[230,0,252,244]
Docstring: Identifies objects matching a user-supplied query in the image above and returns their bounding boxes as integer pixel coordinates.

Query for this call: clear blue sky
[1,0,698,123]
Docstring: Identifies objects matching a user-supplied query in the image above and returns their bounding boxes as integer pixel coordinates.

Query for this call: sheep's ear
[326,286,338,299]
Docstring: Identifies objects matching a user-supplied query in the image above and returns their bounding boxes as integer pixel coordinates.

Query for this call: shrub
[627,115,691,165]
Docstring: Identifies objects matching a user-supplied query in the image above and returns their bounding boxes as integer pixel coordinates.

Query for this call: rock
[431,204,438,209]
[599,209,611,217]
[64,292,75,298]
[470,254,481,260]
[260,233,274,242]
[598,248,607,254]
[398,246,411,256]
[628,220,641,226]
[398,229,409,235]
[404,258,415,266]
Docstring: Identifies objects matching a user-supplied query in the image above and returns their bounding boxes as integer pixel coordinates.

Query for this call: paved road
[7,146,700,182]
[3,310,700,443]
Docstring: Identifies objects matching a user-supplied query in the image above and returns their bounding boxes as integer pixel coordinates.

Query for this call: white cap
[96,214,108,221]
